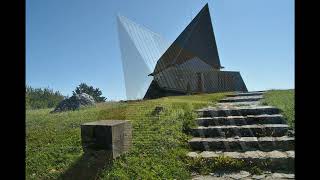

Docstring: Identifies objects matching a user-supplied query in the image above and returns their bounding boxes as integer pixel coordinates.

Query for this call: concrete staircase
[187,91,295,179]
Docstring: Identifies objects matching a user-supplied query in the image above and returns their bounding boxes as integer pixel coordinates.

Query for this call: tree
[72,83,107,102]
[25,85,64,109]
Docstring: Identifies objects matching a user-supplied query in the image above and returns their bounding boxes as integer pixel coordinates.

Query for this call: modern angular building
[117,4,247,100]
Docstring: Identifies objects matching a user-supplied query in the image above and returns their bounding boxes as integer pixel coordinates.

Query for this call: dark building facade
[118,4,247,100]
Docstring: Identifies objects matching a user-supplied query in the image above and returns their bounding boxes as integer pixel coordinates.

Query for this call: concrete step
[192,172,295,179]
[219,95,263,103]
[196,114,286,126]
[187,150,294,172]
[227,92,265,97]
[189,136,294,151]
[191,124,289,137]
[196,106,280,117]
[217,101,261,107]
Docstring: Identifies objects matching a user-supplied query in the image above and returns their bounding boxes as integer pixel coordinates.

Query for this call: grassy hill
[262,89,295,128]
[26,92,228,179]
[26,90,295,179]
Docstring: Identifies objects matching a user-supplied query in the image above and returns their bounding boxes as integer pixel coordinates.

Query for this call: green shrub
[73,83,106,102]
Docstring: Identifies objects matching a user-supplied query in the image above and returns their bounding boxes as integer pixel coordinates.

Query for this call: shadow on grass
[59,150,113,180]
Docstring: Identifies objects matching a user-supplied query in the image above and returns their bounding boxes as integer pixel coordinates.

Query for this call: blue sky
[26,0,294,100]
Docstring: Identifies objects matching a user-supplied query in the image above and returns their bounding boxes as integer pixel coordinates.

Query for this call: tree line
[26,86,65,109]
[26,83,106,110]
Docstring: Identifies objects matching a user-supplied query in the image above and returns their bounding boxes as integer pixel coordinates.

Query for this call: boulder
[51,93,95,113]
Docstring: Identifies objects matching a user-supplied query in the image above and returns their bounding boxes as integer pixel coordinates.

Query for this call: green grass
[262,89,295,128]
[26,92,229,180]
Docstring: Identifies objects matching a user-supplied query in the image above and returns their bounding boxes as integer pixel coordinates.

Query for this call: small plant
[249,166,263,175]
[179,104,197,134]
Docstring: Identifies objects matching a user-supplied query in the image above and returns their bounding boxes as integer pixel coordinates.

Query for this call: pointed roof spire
[152,3,222,75]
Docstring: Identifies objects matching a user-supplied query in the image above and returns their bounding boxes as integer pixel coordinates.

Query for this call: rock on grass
[51,93,95,113]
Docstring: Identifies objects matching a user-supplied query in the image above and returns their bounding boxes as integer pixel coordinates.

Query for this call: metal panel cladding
[151,4,222,76]
[117,15,171,100]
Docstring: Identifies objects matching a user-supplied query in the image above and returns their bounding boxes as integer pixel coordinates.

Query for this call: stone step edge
[187,150,294,171]
[192,172,294,180]
[219,98,263,103]
[191,124,288,137]
[196,106,278,112]
[222,95,264,100]
[187,150,294,159]
[194,124,289,129]
[227,92,265,97]
[189,136,294,143]
[196,114,286,125]
[188,136,294,151]
[216,101,261,105]
[197,114,283,119]
[196,106,281,117]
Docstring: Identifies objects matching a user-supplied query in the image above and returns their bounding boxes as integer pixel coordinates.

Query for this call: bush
[26,86,65,109]
[72,83,106,102]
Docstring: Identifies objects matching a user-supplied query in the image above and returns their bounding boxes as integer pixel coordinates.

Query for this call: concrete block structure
[81,120,132,158]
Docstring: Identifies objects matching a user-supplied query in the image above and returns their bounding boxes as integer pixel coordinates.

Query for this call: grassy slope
[262,89,295,128]
[26,93,228,180]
